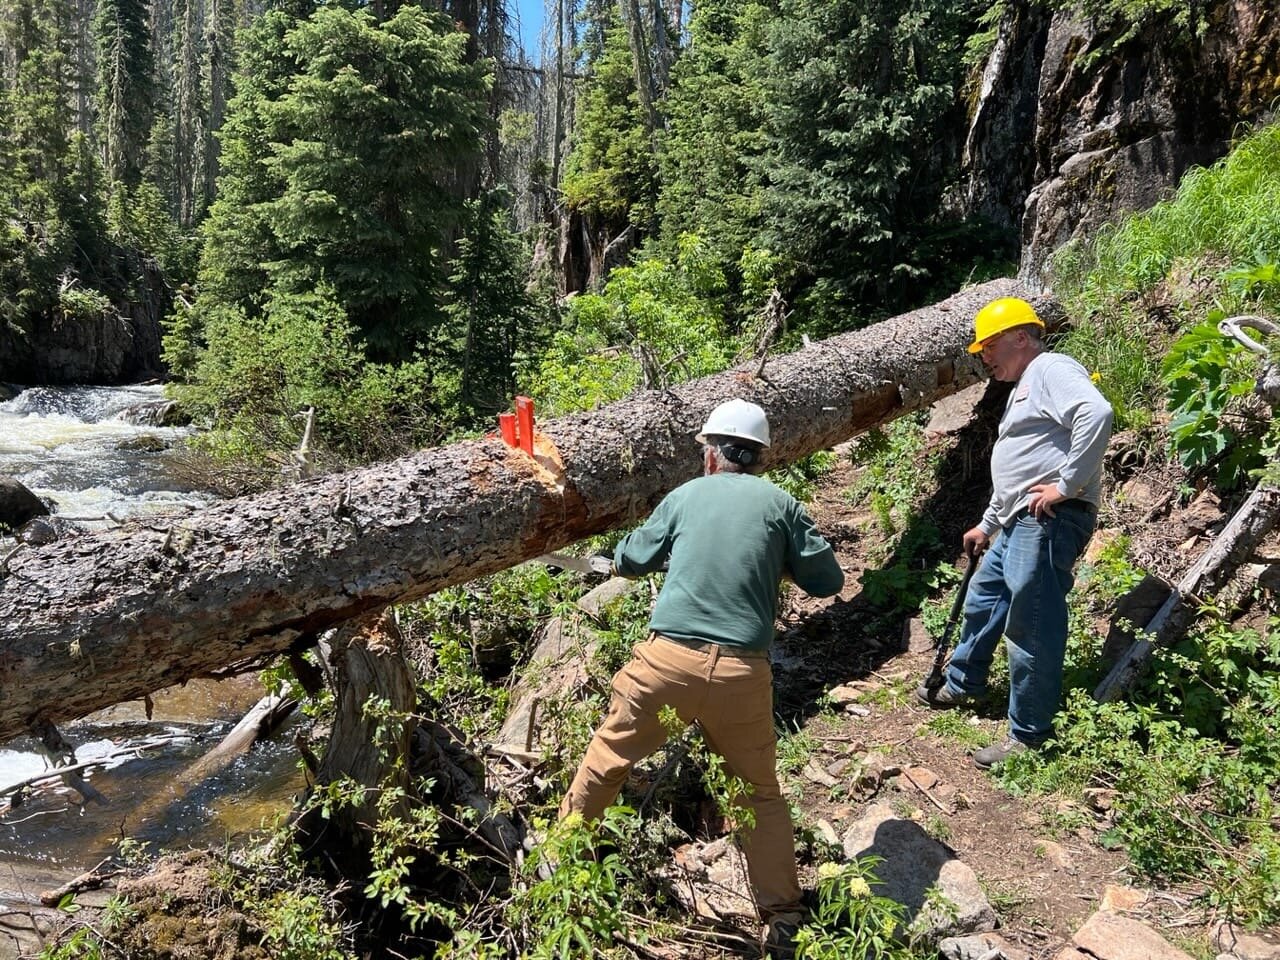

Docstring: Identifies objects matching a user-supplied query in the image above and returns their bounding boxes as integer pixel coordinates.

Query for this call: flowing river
[0,385,304,906]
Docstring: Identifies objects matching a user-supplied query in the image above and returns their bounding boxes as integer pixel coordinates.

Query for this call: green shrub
[172,282,438,471]
[795,858,918,959]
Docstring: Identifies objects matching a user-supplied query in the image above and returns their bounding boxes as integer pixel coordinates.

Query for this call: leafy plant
[794,858,916,959]
[515,809,641,958]
[1162,315,1262,486]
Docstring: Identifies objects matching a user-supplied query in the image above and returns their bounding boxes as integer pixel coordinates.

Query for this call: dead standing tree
[0,278,1043,746]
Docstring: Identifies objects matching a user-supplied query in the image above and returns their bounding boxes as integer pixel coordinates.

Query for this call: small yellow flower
[847,876,872,899]
[1090,371,1102,383]
[817,861,843,880]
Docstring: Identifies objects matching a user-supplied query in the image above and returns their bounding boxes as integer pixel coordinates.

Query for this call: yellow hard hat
[968,297,1043,353]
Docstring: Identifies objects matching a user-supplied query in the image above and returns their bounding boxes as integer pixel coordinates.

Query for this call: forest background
[0,0,1029,475]
[3,0,1280,957]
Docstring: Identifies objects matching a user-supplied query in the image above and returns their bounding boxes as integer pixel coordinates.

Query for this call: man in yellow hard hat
[917,297,1113,769]
[558,398,844,957]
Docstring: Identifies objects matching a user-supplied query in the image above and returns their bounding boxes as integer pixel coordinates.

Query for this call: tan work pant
[560,634,802,921]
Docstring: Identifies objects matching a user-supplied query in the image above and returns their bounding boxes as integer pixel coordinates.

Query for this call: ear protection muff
[723,444,757,467]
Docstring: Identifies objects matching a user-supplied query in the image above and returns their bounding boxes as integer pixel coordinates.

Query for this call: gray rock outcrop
[965,1,1280,286]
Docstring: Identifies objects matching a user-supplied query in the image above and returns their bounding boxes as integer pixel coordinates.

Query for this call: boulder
[1212,921,1280,960]
[575,575,643,620]
[1101,574,1173,665]
[1072,910,1195,960]
[0,477,49,531]
[489,616,600,762]
[842,802,996,943]
[116,399,186,427]
[939,932,1032,960]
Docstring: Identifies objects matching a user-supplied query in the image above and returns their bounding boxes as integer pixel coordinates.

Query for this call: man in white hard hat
[917,297,1112,769]
[558,398,844,958]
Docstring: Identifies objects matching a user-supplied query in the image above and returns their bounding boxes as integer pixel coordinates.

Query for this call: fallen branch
[39,860,123,907]
[1095,483,1280,702]
[0,735,193,803]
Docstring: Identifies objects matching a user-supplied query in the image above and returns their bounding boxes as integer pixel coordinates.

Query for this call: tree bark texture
[0,278,1041,744]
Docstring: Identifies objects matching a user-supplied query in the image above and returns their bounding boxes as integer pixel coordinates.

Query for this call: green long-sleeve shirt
[612,472,844,653]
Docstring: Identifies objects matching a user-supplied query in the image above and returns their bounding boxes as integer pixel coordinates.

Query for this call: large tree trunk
[0,279,1041,744]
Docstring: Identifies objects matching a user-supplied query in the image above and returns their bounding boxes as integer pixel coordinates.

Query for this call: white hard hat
[695,399,771,447]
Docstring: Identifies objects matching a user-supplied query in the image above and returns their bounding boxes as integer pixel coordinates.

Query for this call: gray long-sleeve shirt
[980,352,1114,535]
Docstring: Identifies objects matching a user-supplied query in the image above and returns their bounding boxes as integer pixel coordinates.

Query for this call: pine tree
[761,0,978,329]
[202,0,236,209]
[94,0,156,187]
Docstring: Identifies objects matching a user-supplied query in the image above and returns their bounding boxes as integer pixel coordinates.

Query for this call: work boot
[973,735,1032,770]
[762,913,804,959]
[915,681,973,710]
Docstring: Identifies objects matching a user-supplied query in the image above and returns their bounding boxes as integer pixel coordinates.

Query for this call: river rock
[1072,910,1195,960]
[117,434,171,452]
[0,383,17,402]
[0,477,49,531]
[842,802,996,942]
[16,517,61,546]
[116,399,186,427]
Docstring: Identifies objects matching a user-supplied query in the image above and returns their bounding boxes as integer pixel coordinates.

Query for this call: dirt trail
[769,400,1209,959]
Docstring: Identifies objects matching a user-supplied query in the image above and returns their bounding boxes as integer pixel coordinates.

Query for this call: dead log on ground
[0,278,1043,745]
[1094,483,1280,702]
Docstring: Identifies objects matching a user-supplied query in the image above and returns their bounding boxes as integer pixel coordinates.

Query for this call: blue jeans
[944,503,1096,745]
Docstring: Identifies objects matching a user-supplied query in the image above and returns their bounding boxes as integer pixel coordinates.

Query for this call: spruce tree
[560,11,658,233]
[441,189,542,422]
[656,0,775,274]
[94,0,156,187]
[761,0,978,329]
[184,3,490,378]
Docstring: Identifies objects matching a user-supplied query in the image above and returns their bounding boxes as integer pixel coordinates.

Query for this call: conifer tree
[561,12,657,234]
[442,189,542,422]
[761,0,977,328]
[172,0,203,224]
[188,3,489,367]
[94,0,156,187]
[656,0,774,272]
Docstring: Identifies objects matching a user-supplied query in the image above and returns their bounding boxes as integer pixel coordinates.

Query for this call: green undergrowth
[1051,120,1280,439]
[997,530,1280,924]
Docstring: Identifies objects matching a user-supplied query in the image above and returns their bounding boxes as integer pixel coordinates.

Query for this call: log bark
[0,278,1040,745]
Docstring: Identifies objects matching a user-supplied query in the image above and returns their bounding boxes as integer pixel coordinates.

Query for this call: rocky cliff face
[0,248,167,385]
[965,0,1280,288]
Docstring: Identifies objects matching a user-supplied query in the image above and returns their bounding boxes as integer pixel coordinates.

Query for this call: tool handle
[923,554,980,690]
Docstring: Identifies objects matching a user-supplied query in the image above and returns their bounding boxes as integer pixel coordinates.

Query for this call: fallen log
[0,278,1040,745]
[1094,483,1280,702]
